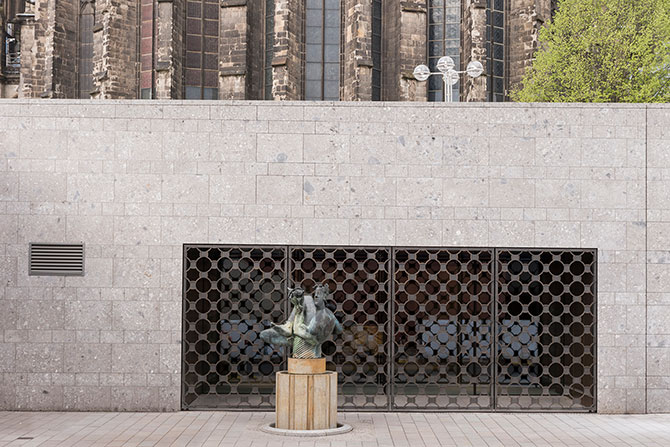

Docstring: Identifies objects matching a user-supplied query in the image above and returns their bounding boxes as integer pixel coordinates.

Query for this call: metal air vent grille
[29,243,85,276]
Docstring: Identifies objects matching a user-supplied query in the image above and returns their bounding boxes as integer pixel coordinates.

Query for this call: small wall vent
[29,243,85,276]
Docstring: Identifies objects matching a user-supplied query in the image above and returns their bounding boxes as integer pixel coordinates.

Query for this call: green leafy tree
[512,0,670,102]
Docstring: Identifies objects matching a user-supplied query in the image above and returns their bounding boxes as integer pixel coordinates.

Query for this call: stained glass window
[305,0,340,101]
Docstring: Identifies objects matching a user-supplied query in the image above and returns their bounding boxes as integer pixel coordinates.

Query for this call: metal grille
[289,247,391,410]
[393,249,493,409]
[29,243,84,276]
[182,245,596,412]
[496,250,596,410]
[182,246,286,409]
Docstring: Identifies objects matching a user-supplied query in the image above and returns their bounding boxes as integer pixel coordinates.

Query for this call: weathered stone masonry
[3,0,558,100]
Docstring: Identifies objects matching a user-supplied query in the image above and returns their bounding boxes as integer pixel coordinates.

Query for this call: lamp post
[413,57,484,102]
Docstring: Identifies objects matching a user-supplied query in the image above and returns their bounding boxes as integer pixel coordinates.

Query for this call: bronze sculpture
[260,284,343,359]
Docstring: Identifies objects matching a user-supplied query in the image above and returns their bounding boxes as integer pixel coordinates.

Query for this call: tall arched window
[185,0,219,99]
[488,0,505,101]
[139,0,155,99]
[371,0,382,100]
[305,0,340,101]
[78,0,95,99]
[264,0,275,99]
[427,0,461,102]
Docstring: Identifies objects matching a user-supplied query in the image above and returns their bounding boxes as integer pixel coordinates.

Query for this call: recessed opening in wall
[182,245,596,412]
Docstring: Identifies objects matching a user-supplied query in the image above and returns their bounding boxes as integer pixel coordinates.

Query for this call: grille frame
[182,244,597,413]
[28,243,85,277]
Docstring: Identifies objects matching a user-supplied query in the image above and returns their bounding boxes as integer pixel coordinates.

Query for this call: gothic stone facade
[0,0,556,100]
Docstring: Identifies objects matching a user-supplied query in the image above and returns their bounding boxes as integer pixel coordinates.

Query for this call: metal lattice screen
[182,245,597,412]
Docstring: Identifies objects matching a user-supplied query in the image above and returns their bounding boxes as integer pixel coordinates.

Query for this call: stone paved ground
[1,412,670,447]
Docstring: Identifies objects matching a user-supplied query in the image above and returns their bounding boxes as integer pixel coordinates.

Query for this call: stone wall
[342,0,373,101]
[92,0,138,98]
[507,0,552,95]
[272,0,302,100]
[0,100,667,414]
[219,1,248,100]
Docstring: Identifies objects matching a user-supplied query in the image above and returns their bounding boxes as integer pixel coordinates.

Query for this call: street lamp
[413,57,484,102]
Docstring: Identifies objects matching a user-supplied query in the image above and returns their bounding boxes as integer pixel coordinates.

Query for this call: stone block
[443,220,489,246]
[19,172,66,202]
[20,130,67,159]
[349,219,395,245]
[67,173,115,203]
[257,134,303,163]
[67,131,115,160]
[161,217,208,245]
[396,136,443,165]
[581,221,627,251]
[396,220,442,246]
[63,386,111,410]
[0,172,19,201]
[111,386,159,411]
[18,215,66,243]
[16,344,64,373]
[113,258,161,288]
[255,218,302,244]
[64,301,112,330]
[489,179,535,208]
[489,220,535,247]
[303,176,351,206]
[303,219,349,245]
[443,136,489,166]
[112,344,159,374]
[535,180,580,208]
[209,175,256,204]
[535,138,580,166]
[64,344,112,373]
[304,134,350,163]
[16,300,65,331]
[208,217,256,244]
[396,178,442,207]
[163,132,210,161]
[209,133,256,162]
[112,301,160,331]
[15,386,64,410]
[113,174,161,203]
[115,131,163,160]
[257,176,303,205]
[490,137,535,166]
[66,215,114,245]
[349,135,396,165]
[113,216,161,245]
[161,175,209,204]
[443,178,489,207]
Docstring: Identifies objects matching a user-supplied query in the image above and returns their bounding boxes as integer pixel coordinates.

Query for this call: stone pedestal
[275,359,337,430]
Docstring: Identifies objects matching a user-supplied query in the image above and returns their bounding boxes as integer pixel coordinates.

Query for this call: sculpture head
[313,284,329,310]
[289,287,305,307]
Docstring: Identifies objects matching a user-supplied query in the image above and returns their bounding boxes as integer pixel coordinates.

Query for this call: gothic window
[264,0,275,99]
[487,0,505,101]
[139,0,154,99]
[427,0,461,102]
[305,0,340,101]
[371,0,382,100]
[185,0,219,99]
[78,0,95,99]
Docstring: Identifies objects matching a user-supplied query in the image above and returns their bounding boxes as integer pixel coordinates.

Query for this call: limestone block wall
[0,100,667,414]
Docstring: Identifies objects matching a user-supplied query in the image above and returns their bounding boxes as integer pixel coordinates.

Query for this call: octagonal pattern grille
[182,246,287,409]
[289,247,391,410]
[496,250,596,410]
[393,249,494,410]
[182,245,596,412]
